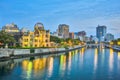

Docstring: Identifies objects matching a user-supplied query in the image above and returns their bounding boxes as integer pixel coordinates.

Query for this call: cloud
[0,0,120,38]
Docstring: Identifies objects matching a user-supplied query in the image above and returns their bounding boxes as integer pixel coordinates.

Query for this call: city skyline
[0,0,120,38]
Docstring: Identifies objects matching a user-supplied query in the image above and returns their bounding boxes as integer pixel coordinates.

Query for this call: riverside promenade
[0,45,85,61]
[105,44,120,51]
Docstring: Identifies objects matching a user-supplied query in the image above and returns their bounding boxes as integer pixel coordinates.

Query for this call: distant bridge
[86,44,99,48]
[86,43,105,48]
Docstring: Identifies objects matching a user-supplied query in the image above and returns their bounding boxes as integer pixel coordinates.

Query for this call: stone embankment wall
[0,46,83,58]
[0,48,65,58]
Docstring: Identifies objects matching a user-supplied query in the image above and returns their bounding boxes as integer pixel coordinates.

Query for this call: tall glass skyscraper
[96,25,107,42]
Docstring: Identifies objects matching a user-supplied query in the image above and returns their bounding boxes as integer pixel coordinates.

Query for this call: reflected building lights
[118,52,120,60]
[22,60,33,79]
[47,57,54,77]
[10,63,15,70]
[22,58,47,79]
[2,48,120,80]
[74,50,78,62]
[109,48,114,71]
[102,48,105,53]
[59,54,66,76]
[118,52,120,69]
[101,48,105,65]
[33,58,46,76]
[33,59,40,72]
[72,51,75,56]
[75,50,78,54]
[22,60,29,71]
[80,48,85,67]
[27,61,33,79]
[68,52,72,72]
[94,48,98,72]
[81,48,85,54]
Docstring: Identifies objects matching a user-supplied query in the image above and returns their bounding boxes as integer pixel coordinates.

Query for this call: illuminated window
[24,39,28,42]
[46,40,48,42]
[35,39,38,42]
[46,44,49,47]
[46,34,48,37]
[35,44,37,47]
[24,44,28,47]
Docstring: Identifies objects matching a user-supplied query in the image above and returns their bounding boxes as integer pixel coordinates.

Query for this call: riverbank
[105,44,120,51]
[0,45,85,61]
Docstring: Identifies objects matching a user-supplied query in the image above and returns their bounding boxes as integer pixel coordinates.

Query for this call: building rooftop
[2,23,19,30]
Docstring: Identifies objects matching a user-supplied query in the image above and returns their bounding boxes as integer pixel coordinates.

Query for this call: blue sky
[0,0,120,38]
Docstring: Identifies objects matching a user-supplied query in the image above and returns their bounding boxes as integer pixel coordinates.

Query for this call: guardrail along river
[0,48,120,80]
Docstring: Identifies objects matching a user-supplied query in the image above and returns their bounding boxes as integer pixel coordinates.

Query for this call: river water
[0,48,120,80]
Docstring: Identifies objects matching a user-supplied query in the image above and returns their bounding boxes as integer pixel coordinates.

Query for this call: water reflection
[59,54,66,76]
[101,48,105,65]
[118,52,120,60]
[47,57,54,77]
[80,48,85,67]
[22,60,32,79]
[27,61,32,79]
[81,48,85,54]
[0,60,16,76]
[94,48,98,72]
[0,48,120,80]
[22,60,29,71]
[33,58,46,77]
[117,52,120,69]
[68,52,72,73]
[109,48,114,71]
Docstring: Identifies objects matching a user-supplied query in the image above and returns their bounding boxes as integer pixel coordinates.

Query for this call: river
[0,48,120,80]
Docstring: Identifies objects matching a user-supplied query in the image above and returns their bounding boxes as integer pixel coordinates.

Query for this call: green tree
[0,31,15,47]
[65,38,73,42]
[50,36,61,43]
[73,39,81,45]
[111,40,117,45]
[117,38,120,41]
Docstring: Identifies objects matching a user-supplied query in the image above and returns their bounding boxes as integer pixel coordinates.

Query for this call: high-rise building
[78,31,86,36]
[20,22,50,48]
[69,32,74,39]
[78,31,86,41]
[105,33,114,42]
[74,33,79,39]
[58,24,69,39]
[96,25,107,41]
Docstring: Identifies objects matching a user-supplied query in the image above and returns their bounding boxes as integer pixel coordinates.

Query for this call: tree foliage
[0,31,15,46]
[118,38,120,41]
[73,39,81,45]
[50,36,62,43]
[111,38,120,45]
[50,36,81,45]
